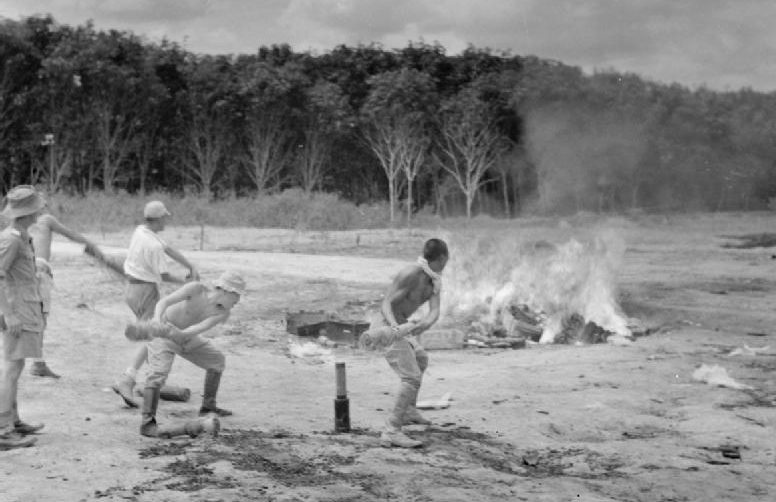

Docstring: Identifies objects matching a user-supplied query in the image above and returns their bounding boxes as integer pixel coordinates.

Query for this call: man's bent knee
[208,353,225,372]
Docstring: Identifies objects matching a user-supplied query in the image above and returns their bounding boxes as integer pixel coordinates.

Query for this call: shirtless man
[360,238,449,448]
[124,270,245,438]
[28,212,108,378]
[112,201,198,407]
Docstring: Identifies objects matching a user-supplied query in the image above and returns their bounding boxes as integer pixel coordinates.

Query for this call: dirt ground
[1,214,775,501]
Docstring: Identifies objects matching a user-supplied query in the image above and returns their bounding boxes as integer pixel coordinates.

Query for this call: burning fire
[443,230,633,344]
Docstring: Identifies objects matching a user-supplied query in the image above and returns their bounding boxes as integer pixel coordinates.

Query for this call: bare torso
[390,266,435,323]
[165,283,226,330]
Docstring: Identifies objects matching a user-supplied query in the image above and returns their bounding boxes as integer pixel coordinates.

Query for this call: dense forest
[2,15,776,218]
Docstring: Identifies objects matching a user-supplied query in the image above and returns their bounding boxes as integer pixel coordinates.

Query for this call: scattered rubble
[692,364,754,390]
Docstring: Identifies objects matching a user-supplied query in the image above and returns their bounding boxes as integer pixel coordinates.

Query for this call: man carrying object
[360,238,449,448]
[125,270,245,438]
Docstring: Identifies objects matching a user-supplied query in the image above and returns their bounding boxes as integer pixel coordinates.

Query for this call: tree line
[2,14,776,218]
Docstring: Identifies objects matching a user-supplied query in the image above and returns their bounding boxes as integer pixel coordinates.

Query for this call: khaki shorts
[3,330,43,361]
[125,282,160,321]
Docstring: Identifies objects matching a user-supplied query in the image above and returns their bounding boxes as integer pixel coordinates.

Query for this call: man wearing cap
[112,200,199,408]
[27,210,109,379]
[0,186,47,450]
[122,270,245,437]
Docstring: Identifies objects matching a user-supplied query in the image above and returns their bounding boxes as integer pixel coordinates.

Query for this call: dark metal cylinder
[334,397,350,432]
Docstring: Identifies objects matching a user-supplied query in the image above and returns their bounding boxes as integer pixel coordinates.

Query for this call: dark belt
[127,277,155,285]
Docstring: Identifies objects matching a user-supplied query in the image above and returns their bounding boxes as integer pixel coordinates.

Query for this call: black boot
[140,387,160,437]
[199,370,232,417]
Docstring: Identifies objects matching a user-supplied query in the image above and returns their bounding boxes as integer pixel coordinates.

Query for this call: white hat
[214,270,246,296]
[2,185,46,219]
[143,200,171,219]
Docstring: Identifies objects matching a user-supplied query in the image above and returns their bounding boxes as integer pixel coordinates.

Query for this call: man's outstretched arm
[164,246,199,281]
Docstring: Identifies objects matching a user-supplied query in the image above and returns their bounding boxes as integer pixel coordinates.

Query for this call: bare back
[388,265,436,323]
[164,283,228,330]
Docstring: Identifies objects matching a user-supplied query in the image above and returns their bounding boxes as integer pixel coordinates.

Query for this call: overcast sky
[1,0,774,92]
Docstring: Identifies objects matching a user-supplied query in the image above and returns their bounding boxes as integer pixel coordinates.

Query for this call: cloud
[0,0,210,23]
[1,0,775,90]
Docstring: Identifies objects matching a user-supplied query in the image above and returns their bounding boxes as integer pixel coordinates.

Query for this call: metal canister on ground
[334,362,350,433]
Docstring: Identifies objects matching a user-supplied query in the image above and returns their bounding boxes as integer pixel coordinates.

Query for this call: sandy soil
[1,214,775,501]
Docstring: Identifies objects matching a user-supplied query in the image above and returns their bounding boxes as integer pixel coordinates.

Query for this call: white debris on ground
[288,341,334,364]
[416,392,453,410]
[692,364,754,390]
[727,344,771,357]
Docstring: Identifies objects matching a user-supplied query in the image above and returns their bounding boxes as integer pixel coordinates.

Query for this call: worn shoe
[112,377,139,408]
[30,361,60,379]
[198,406,232,417]
[14,420,44,435]
[403,407,432,426]
[380,430,423,448]
[0,431,37,450]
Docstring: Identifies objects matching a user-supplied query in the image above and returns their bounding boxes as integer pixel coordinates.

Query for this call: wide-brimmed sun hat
[2,185,46,219]
[143,200,171,219]
[213,270,246,296]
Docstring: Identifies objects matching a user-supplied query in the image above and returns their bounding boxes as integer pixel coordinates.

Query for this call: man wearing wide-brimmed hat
[121,270,246,438]
[0,185,47,450]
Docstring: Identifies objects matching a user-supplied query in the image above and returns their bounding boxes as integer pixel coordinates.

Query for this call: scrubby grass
[44,188,395,232]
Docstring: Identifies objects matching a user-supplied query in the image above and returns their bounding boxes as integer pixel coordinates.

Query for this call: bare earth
[1,214,775,502]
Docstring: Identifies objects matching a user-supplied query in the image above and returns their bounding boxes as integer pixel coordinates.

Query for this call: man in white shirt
[112,201,199,407]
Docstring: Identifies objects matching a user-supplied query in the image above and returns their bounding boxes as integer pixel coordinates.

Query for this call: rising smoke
[523,104,648,214]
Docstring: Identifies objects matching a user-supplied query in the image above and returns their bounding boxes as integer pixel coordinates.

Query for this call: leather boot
[403,386,431,425]
[140,387,160,437]
[199,370,232,417]
[30,361,60,379]
[157,416,220,439]
[112,375,139,408]
[380,383,422,448]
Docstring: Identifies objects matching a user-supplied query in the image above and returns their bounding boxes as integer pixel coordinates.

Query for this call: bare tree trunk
[501,171,510,217]
[388,176,396,223]
[406,177,413,227]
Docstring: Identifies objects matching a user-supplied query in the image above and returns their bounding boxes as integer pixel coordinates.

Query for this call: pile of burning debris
[445,234,645,349]
[462,302,639,349]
